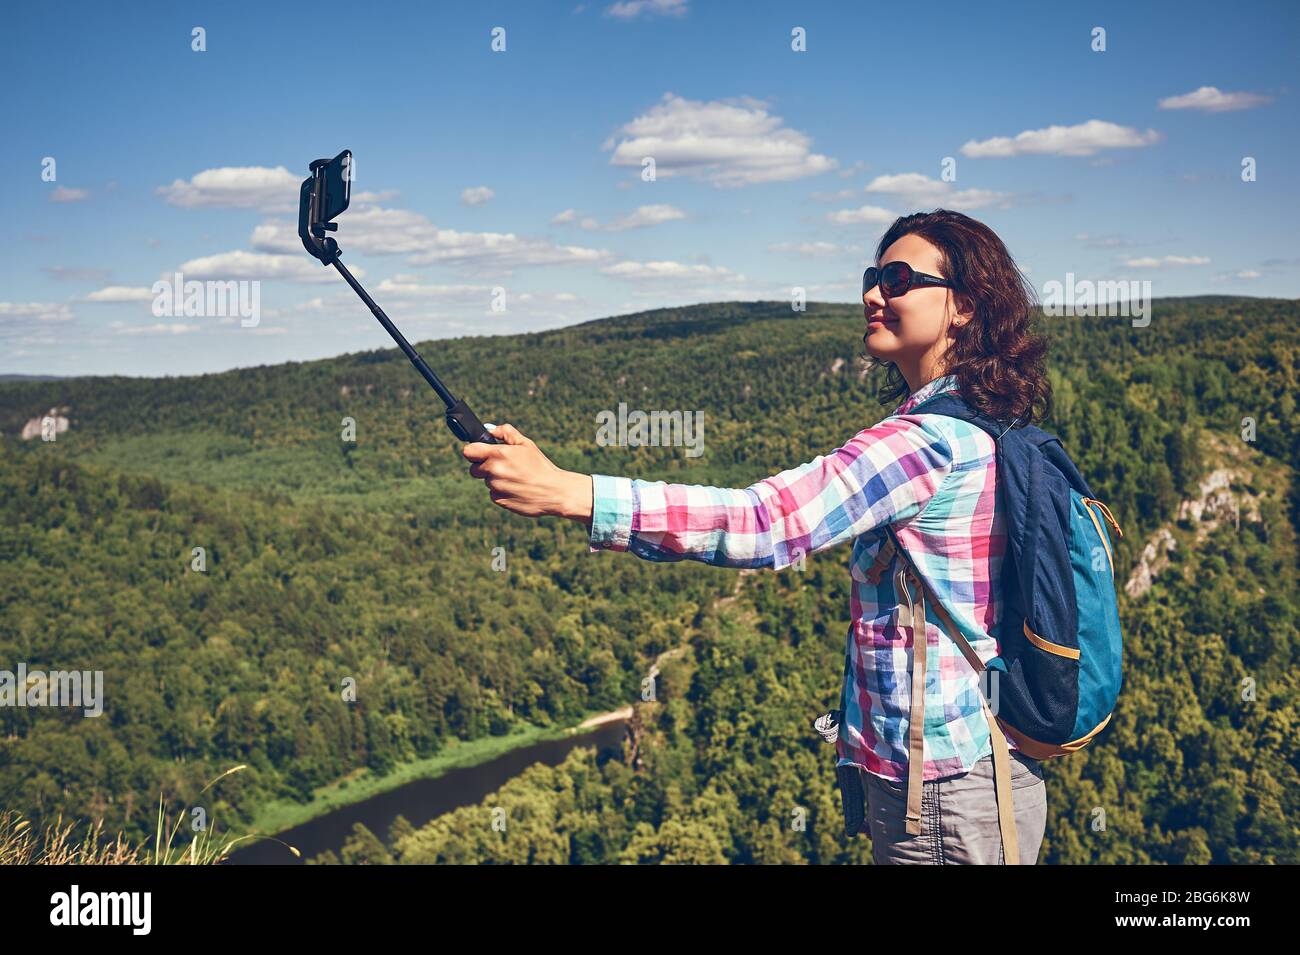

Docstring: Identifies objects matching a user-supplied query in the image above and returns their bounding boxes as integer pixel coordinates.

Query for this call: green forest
[1,295,1297,864]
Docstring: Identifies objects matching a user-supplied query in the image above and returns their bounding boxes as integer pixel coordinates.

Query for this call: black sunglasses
[863,261,954,298]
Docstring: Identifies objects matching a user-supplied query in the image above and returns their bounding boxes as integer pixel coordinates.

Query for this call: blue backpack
[903,392,1125,762]
[823,392,1125,861]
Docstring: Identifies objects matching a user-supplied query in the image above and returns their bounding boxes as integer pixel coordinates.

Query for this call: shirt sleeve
[586,414,954,570]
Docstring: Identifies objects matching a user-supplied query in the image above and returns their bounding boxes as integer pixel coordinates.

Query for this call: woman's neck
[900,361,952,395]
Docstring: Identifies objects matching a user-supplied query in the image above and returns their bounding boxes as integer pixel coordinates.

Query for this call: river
[226,719,628,864]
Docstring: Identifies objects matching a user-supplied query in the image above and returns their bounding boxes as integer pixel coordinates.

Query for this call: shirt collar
[893,373,960,416]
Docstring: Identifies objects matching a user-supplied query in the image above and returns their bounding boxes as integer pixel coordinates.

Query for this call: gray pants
[862,750,1047,864]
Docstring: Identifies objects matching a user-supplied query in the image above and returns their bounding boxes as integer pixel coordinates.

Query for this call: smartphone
[299,149,352,262]
[319,149,352,222]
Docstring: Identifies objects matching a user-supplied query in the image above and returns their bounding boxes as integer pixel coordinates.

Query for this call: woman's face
[862,233,969,382]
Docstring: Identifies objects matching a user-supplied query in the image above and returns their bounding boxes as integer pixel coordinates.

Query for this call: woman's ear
[952,293,976,328]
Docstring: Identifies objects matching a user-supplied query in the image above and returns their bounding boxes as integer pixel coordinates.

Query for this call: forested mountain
[1,295,1297,863]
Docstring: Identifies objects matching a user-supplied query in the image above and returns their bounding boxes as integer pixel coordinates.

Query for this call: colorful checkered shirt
[587,372,1014,782]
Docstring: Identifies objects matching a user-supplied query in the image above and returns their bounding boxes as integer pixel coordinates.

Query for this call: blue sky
[2,0,1297,377]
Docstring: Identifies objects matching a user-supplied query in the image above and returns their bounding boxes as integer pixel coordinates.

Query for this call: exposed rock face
[20,407,69,441]
[1124,528,1177,599]
[817,357,848,381]
[1177,468,1261,529]
[1124,464,1265,599]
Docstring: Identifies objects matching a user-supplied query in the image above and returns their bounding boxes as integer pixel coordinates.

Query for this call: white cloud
[157,165,300,211]
[603,92,837,187]
[249,221,304,255]
[252,206,441,256]
[351,190,400,203]
[1158,86,1271,112]
[609,204,686,230]
[1122,255,1210,268]
[1234,270,1262,279]
[601,259,745,283]
[251,204,609,274]
[175,250,359,283]
[50,187,89,203]
[373,278,492,299]
[407,232,609,271]
[961,120,1163,158]
[605,0,687,18]
[863,172,1012,211]
[461,186,495,206]
[83,286,155,303]
[110,322,200,336]
[269,276,584,338]
[826,204,896,226]
[561,204,688,231]
[0,302,75,341]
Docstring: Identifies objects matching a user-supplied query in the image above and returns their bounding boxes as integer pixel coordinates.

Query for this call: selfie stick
[298,151,500,445]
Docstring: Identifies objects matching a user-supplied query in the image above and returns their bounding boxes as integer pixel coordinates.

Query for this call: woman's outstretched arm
[462,416,954,570]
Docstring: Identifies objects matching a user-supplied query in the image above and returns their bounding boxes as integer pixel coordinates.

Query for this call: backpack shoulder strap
[884,524,985,675]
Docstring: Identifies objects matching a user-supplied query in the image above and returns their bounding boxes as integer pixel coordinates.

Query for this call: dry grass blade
[3,765,286,866]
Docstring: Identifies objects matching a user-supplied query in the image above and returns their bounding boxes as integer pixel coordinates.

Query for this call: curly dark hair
[865,209,1051,426]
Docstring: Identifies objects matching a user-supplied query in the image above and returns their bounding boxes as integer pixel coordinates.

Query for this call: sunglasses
[862,261,954,298]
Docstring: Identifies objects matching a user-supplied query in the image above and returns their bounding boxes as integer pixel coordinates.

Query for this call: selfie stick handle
[330,257,500,445]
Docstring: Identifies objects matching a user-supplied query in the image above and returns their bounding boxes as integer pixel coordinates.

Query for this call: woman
[462,209,1052,865]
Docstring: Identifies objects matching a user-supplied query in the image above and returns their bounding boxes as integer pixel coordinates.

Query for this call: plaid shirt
[587,373,1013,782]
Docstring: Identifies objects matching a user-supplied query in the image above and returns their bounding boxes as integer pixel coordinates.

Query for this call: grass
[0,812,141,864]
[1,765,298,865]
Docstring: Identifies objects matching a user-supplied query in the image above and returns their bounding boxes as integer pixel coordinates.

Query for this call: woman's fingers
[461,423,529,465]
[469,453,520,498]
[468,447,524,481]
[490,423,533,447]
[461,441,495,463]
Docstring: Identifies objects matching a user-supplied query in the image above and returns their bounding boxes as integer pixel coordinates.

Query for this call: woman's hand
[461,423,593,524]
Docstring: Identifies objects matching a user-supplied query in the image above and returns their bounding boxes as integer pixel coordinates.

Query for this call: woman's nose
[863,285,886,308]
